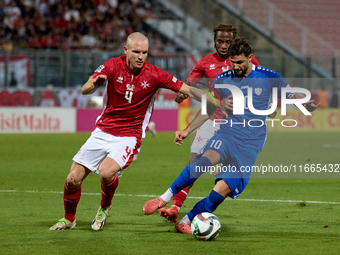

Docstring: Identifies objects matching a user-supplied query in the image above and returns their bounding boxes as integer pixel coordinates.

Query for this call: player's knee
[98,157,120,182]
[98,167,117,182]
[67,163,86,187]
[66,173,81,187]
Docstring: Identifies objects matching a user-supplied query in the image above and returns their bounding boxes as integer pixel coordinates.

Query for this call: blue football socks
[169,156,212,195]
[187,190,225,221]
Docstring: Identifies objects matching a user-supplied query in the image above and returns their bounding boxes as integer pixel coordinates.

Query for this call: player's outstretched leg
[50,163,90,230]
[159,187,190,223]
[143,197,168,215]
[143,157,211,215]
[92,175,119,230]
[50,181,82,230]
[175,188,226,234]
[160,152,196,223]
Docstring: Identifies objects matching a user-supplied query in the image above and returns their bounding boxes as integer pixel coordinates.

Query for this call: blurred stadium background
[1,0,340,133]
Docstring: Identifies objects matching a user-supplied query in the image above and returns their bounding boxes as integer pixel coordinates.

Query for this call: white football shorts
[73,128,138,176]
[191,119,220,154]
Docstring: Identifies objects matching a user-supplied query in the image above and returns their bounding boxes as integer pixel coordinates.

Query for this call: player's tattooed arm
[81,74,107,95]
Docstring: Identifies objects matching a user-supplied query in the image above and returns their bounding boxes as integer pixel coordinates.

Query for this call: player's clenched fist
[93,74,107,88]
[175,92,188,104]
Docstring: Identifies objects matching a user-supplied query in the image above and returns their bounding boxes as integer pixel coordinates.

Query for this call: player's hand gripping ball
[191,212,221,241]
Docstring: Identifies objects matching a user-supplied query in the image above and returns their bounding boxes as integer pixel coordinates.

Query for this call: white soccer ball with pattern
[190,212,221,241]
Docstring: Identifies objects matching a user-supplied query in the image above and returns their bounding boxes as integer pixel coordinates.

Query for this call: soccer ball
[191,212,221,241]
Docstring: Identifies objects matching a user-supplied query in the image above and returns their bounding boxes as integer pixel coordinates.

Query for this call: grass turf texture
[0,132,339,255]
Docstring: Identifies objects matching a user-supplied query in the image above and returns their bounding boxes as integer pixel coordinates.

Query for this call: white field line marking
[1,190,340,205]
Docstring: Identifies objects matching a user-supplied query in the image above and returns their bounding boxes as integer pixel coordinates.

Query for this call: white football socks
[160,189,174,203]
[179,215,190,224]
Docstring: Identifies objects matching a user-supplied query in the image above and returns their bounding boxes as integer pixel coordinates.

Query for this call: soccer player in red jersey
[49,32,210,231]
[151,24,260,223]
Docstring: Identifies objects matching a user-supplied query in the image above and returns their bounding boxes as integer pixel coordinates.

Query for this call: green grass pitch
[0,131,339,255]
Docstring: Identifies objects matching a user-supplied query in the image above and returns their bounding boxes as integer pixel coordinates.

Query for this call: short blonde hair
[126,32,149,49]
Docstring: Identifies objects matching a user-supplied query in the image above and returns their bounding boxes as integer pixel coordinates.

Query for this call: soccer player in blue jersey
[143,37,319,234]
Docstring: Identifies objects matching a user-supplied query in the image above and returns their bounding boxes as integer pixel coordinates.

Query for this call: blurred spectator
[315,84,330,108]
[153,33,163,49]
[81,27,97,50]
[2,38,13,51]
[97,0,110,14]
[330,87,339,108]
[37,0,49,15]
[64,4,80,22]
[164,41,176,54]
[9,72,18,87]
[0,2,5,22]
[5,2,22,22]
[108,0,118,8]
[77,12,90,35]
[65,31,82,50]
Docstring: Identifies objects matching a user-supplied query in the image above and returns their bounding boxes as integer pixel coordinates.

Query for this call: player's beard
[234,66,248,78]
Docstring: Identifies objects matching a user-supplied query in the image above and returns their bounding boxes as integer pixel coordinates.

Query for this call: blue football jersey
[212,65,294,151]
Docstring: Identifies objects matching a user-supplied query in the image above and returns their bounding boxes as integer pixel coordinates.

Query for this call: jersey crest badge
[222,66,230,72]
[126,84,135,91]
[255,88,262,95]
[141,80,150,89]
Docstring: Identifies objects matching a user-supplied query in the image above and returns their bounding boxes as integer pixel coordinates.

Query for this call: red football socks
[100,176,119,208]
[64,183,81,222]
[173,188,189,208]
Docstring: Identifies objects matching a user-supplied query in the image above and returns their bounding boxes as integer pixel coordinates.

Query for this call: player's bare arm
[291,93,320,112]
[178,83,217,107]
[174,87,218,146]
[81,74,107,95]
[174,110,211,146]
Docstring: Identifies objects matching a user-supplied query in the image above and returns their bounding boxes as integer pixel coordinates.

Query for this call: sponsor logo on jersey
[141,80,150,89]
[117,76,123,83]
[126,84,135,91]
[255,88,262,95]
[172,76,177,83]
[95,65,105,73]
[241,85,249,90]
[209,64,215,70]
